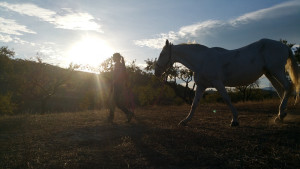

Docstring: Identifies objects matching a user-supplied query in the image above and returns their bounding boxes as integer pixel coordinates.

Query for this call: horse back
[218,39,288,86]
[250,39,289,70]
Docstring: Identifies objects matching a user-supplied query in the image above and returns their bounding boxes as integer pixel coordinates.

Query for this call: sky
[0,0,300,81]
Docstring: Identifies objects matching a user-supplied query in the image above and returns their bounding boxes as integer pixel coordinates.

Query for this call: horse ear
[166,39,169,46]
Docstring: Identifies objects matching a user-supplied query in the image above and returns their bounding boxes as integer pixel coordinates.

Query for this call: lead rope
[154,44,174,105]
[154,80,167,106]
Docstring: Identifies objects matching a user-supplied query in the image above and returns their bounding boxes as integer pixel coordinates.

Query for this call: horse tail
[285,48,299,104]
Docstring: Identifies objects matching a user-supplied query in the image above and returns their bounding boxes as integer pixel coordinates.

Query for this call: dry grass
[1,100,300,169]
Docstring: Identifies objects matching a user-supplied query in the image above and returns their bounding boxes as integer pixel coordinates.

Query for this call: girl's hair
[121,56,125,64]
[112,53,126,65]
[112,53,121,62]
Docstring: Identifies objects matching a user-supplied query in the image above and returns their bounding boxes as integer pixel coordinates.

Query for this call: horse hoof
[274,117,283,124]
[280,113,287,120]
[230,121,239,127]
[127,112,134,123]
[178,120,188,126]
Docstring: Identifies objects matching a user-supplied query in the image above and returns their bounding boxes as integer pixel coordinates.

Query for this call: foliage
[135,77,183,106]
[79,89,98,110]
[0,48,80,113]
[13,57,76,113]
[0,46,14,58]
[294,47,300,63]
[0,93,16,114]
[0,47,16,114]
[178,67,194,104]
[144,58,156,74]
[235,80,260,102]
[0,47,15,94]
[163,64,180,83]
[280,39,300,62]
[280,39,294,48]
[100,57,113,73]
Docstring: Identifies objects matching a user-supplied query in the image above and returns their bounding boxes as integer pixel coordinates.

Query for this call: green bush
[135,83,183,106]
[0,93,16,114]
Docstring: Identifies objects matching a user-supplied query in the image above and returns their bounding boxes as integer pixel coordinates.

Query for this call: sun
[67,37,114,67]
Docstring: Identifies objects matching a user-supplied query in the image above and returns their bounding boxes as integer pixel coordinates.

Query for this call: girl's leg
[108,95,115,123]
[116,100,134,122]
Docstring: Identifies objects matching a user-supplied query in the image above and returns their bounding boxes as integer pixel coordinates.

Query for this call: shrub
[0,93,16,114]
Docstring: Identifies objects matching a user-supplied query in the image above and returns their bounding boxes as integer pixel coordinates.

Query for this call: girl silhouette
[108,53,134,123]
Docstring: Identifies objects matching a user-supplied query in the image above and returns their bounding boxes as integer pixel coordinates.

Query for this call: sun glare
[67,37,114,68]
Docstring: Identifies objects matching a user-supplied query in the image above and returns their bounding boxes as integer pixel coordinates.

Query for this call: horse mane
[178,43,208,50]
[178,43,201,46]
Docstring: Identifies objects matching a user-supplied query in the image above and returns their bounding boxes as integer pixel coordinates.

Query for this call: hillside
[0,52,188,114]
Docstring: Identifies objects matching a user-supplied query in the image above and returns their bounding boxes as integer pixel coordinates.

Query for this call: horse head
[155,39,173,77]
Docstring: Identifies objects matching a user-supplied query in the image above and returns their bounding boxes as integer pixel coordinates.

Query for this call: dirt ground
[1,100,300,169]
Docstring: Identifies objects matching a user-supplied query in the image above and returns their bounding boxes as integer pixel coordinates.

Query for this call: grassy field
[1,100,300,169]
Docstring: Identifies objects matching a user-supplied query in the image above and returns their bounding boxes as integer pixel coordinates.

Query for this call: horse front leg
[213,81,239,126]
[178,85,205,126]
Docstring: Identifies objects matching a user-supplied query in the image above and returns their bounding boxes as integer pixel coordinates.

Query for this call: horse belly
[224,74,263,87]
[222,63,264,87]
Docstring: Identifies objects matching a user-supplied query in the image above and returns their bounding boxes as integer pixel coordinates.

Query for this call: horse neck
[172,45,202,72]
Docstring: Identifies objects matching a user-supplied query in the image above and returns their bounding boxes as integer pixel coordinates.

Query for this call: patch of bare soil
[1,101,300,168]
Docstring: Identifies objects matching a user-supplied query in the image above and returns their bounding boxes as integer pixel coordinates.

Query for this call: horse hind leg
[264,72,284,99]
[271,72,293,123]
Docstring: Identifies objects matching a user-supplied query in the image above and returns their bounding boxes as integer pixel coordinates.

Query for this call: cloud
[0,33,36,46]
[134,0,300,49]
[0,2,102,32]
[0,17,36,45]
[230,0,300,26]
[178,20,225,37]
[36,42,72,67]
[54,11,102,32]
[0,34,13,42]
[13,37,36,46]
[0,17,36,35]
[134,20,225,49]
[38,44,62,59]
[134,31,178,49]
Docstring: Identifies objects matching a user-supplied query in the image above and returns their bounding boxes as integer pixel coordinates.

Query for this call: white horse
[155,39,299,126]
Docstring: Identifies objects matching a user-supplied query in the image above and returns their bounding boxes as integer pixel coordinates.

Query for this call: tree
[144,57,180,83]
[161,64,180,83]
[100,57,113,73]
[17,56,77,113]
[144,58,156,74]
[0,47,16,114]
[127,59,142,74]
[178,67,194,103]
[0,93,16,114]
[295,47,300,63]
[235,80,259,102]
[0,46,14,58]
[0,47,15,94]
[280,39,300,62]
[280,39,294,48]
